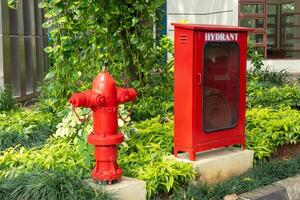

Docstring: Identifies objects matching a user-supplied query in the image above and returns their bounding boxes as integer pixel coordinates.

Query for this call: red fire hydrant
[68,69,137,182]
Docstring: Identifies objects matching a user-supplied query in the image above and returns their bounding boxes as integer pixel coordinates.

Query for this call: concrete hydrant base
[86,176,147,200]
[172,147,254,184]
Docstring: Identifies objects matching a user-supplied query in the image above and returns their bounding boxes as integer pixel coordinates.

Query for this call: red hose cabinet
[173,23,252,161]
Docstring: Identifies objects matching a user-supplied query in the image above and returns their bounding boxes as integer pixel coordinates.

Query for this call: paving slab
[172,147,254,184]
[86,176,146,200]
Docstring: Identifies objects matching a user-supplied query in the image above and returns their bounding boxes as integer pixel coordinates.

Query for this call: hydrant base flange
[91,168,122,182]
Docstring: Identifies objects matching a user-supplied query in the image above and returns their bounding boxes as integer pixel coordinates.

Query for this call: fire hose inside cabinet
[203,87,231,132]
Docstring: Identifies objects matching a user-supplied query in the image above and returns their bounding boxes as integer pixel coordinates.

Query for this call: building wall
[0,0,48,100]
[167,0,239,37]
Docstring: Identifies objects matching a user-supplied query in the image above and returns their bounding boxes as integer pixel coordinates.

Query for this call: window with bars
[280,2,300,58]
[239,1,300,59]
[239,0,267,57]
[267,4,278,48]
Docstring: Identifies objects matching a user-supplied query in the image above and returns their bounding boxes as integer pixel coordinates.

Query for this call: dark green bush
[0,87,14,112]
[0,109,55,151]
[247,82,300,109]
[131,97,173,121]
[247,66,289,86]
[0,170,113,200]
[0,132,28,151]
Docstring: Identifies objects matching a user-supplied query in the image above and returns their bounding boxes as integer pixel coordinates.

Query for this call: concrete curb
[239,174,300,200]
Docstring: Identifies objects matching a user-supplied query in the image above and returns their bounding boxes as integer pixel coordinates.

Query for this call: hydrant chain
[118,102,135,122]
[71,106,91,123]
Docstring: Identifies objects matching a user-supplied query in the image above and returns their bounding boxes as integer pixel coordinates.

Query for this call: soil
[271,143,300,160]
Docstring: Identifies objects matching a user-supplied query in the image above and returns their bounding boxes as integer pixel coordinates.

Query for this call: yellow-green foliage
[119,116,195,198]
[136,159,195,198]
[246,107,300,159]
[0,109,54,135]
[0,138,88,177]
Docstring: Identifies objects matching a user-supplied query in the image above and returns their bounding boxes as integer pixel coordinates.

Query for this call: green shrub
[0,87,14,112]
[119,116,195,198]
[246,108,300,159]
[0,170,113,200]
[248,66,289,86]
[173,155,300,200]
[131,91,173,121]
[247,82,300,109]
[0,109,55,150]
[247,40,288,86]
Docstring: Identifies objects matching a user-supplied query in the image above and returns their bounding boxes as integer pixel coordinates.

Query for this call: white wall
[167,0,239,37]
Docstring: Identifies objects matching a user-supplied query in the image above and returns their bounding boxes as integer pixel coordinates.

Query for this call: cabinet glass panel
[203,43,239,132]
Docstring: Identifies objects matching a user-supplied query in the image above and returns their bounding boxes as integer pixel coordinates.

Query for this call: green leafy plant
[38,0,171,113]
[137,159,194,198]
[246,107,300,159]
[131,84,174,121]
[0,87,14,112]
[0,109,54,135]
[248,66,289,86]
[247,39,264,73]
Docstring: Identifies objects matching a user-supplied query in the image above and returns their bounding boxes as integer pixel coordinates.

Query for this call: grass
[0,170,114,200]
[171,155,300,200]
